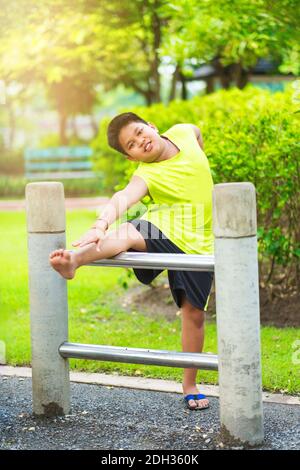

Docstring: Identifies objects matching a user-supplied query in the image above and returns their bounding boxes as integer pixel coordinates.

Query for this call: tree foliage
[0,0,298,144]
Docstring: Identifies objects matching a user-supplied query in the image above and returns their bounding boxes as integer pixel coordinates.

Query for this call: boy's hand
[72,226,106,250]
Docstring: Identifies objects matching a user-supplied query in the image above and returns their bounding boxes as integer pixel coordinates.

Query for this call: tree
[1,0,298,144]
[0,0,172,142]
[88,0,172,104]
[0,0,102,144]
[162,0,300,92]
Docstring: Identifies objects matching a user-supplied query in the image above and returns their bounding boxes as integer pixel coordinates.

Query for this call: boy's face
[118,121,164,162]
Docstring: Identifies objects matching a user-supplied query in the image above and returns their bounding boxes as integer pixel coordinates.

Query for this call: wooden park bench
[24,146,97,180]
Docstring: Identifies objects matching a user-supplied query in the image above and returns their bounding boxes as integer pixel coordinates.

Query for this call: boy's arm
[72,176,149,248]
[94,175,149,229]
[190,124,204,151]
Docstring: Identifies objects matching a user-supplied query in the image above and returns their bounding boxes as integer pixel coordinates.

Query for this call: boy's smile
[118,121,179,163]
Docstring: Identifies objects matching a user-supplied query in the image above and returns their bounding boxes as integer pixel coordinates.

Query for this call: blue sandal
[184,393,209,410]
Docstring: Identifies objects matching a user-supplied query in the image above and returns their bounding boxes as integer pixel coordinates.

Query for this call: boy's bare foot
[49,249,77,280]
[183,385,210,409]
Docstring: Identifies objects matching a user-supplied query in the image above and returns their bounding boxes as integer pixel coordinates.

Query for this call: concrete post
[213,182,264,446]
[26,182,70,416]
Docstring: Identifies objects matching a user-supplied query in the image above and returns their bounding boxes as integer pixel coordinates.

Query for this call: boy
[50,112,214,411]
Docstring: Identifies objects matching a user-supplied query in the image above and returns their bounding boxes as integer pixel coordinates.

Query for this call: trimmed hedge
[0,176,104,199]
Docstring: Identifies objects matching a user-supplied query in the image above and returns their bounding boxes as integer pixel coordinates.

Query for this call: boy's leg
[180,293,209,409]
[49,222,147,279]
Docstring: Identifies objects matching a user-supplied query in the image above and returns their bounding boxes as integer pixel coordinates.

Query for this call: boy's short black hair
[107,112,149,155]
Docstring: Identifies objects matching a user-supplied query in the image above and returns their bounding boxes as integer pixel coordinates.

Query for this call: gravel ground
[0,376,299,450]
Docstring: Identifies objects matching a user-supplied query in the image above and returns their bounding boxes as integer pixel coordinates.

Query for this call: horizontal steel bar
[25,147,93,159]
[59,342,218,370]
[88,252,215,272]
[26,171,98,180]
[25,153,91,160]
[26,161,93,171]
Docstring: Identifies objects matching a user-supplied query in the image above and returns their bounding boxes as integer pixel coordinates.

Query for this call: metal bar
[59,342,218,370]
[25,147,93,159]
[25,154,92,161]
[26,161,93,171]
[88,252,215,272]
[25,171,97,180]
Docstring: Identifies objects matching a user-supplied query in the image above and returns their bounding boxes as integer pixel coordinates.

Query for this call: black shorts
[127,219,214,311]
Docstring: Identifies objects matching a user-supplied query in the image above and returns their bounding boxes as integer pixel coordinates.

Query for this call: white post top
[213,182,257,238]
[26,182,65,233]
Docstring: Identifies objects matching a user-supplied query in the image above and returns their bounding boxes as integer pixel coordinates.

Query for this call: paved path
[1,366,299,407]
[0,197,109,212]
[0,367,299,450]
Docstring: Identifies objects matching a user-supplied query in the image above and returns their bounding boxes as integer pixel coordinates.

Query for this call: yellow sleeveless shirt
[132,123,214,255]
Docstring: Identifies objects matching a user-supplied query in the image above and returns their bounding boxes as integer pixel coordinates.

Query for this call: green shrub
[59,177,104,197]
[0,176,104,198]
[38,133,89,148]
[0,176,27,198]
[92,84,300,290]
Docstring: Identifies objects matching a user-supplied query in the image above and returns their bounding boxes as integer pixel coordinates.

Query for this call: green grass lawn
[0,211,299,394]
